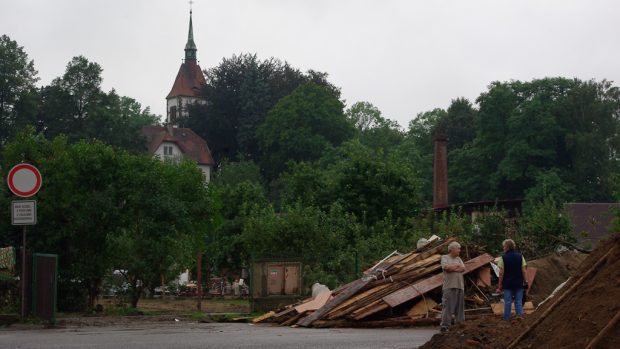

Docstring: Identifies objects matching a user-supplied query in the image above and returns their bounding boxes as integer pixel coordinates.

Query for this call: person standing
[440,241,465,332]
[497,239,527,321]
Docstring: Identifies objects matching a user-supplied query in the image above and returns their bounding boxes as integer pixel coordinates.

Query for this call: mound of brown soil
[419,233,620,349]
[527,250,587,305]
[514,233,620,349]
[419,315,529,349]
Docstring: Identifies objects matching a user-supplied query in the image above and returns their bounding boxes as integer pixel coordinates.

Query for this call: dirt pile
[514,232,620,349]
[418,315,528,349]
[419,232,620,349]
[527,250,587,305]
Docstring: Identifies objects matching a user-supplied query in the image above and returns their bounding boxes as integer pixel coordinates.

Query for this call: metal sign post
[7,163,42,320]
[12,200,37,319]
[21,226,26,319]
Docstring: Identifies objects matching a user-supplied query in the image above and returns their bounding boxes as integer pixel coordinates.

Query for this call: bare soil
[52,298,251,328]
[135,297,250,314]
[515,233,620,349]
[527,250,587,305]
[420,232,620,349]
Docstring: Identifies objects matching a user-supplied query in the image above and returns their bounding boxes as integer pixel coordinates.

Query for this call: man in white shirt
[440,241,465,332]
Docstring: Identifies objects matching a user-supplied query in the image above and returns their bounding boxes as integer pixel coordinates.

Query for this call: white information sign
[11,200,36,225]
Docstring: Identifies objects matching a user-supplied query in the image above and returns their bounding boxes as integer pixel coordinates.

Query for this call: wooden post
[196,253,202,311]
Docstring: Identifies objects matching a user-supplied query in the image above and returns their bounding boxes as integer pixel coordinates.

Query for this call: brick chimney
[433,130,448,209]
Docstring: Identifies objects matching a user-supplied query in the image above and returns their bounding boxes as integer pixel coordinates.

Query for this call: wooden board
[295,291,332,313]
[274,307,296,318]
[297,238,457,327]
[407,298,438,318]
[476,266,491,287]
[383,253,494,308]
[297,279,369,327]
[525,267,537,295]
[252,311,275,323]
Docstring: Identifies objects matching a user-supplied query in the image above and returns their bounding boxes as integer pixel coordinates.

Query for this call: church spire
[184,8,197,61]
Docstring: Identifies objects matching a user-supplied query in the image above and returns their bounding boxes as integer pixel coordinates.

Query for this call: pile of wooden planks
[254,237,495,328]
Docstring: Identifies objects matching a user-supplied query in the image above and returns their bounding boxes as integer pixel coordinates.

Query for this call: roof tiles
[142,125,214,166]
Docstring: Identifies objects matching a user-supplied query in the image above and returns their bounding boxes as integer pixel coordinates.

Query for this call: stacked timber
[254,237,495,328]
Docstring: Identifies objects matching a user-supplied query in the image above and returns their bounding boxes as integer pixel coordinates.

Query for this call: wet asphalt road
[0,322,437,349]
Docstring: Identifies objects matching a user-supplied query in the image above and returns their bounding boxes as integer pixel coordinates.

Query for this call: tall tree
[323,140,423,225]
[257,82,354,179]
[442,97,476,149]
[0,35,39,144]
[346,101,404,152]
[449,78,620,203]
[40,56,157,152]
[185,53,340,163]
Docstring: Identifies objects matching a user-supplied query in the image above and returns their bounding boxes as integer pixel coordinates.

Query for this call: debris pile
[420,232,620,349]
[254,237,496,328]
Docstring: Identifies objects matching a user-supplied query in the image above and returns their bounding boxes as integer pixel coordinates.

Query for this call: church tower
[166,9,206,125]
[142,7,214,183]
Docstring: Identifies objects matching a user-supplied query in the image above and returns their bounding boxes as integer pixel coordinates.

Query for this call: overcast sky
[2,0,619,127]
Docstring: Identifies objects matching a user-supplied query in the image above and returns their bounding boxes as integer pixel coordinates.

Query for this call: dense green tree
[211,159,263,188]
[204,161,269,274]
[185,54,340,163]
[242,203,361,288]
[345,101,404,152]
[0,35,39,144]
[441,97,476,149]
[278,140,423,225]
[346,101,383,131]
[110,158,209,307]
[257,82,354,179]
[276,161,327,207]
[39,56,157,152]
[322,140,423,225]
[449,78,620,203]
[404,108,447,204]
[1,129,209,310]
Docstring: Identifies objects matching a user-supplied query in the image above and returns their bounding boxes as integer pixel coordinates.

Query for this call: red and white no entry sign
[7,163,42,197]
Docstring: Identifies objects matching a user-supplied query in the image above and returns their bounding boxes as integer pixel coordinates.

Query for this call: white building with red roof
[142,125,214,180]
[141,10,214,182]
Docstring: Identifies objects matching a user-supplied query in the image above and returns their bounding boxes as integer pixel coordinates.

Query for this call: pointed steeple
[184,10,197,61]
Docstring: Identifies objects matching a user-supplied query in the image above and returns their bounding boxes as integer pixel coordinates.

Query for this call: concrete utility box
[251,260,302,312]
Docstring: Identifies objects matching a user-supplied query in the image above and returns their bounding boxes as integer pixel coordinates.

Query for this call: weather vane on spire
[189,0,194,13]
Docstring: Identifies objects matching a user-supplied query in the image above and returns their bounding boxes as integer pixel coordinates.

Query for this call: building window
[164,145,173,156]
[170,106,177,122]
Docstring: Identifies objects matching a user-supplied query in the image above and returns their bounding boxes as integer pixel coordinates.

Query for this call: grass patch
[207,298,250,305]
[189,312,209,321]
[104,306,144,316]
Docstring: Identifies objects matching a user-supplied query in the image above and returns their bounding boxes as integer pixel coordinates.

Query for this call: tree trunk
[130,279,142,308]
[88,278,102,310]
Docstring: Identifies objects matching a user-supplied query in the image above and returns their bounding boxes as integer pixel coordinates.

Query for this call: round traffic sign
[7,163,42,197]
